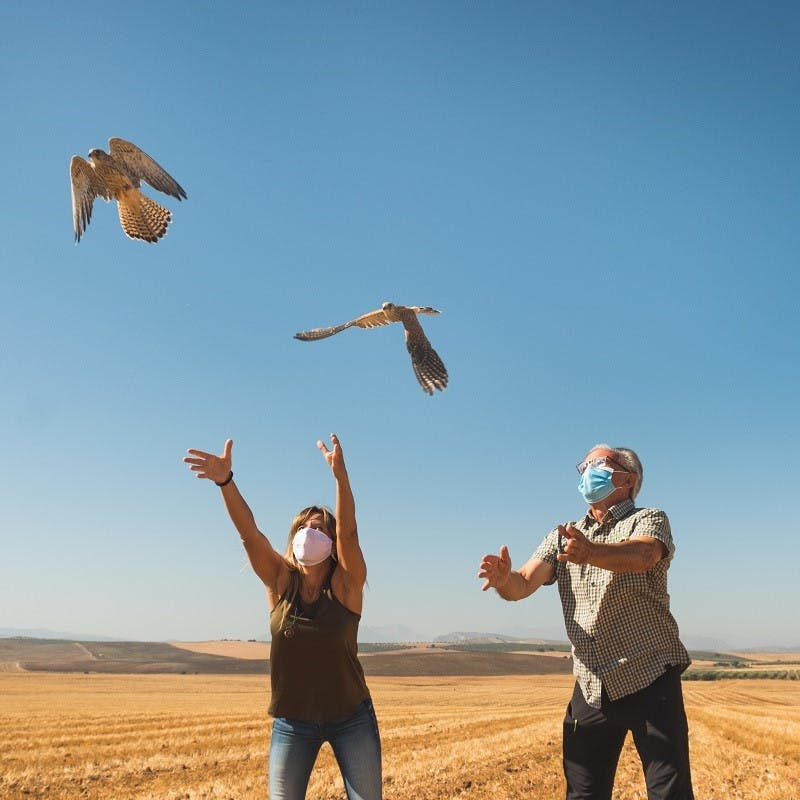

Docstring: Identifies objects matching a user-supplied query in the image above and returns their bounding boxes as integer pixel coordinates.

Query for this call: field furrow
[1,674,798,799]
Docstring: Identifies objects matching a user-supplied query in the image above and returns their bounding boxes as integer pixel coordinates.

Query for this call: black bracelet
[215,470,233,487]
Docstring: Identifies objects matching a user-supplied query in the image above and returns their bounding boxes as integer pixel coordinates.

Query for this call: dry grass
[172,641,269,660]
[1,673,799,799]
[731,652,800,664]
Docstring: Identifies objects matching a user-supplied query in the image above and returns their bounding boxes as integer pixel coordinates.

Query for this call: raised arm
[317,434,367,610]
[478,546,555,600]
[184,439,287,593]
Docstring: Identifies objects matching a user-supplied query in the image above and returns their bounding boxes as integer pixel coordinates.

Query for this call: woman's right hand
[184,439,233,484]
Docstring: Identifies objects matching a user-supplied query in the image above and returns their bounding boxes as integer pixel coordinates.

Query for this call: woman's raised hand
[184,439,233,484]
[317,432,346,478]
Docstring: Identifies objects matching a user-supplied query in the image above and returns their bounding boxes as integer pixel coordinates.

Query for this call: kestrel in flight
[69,138,187,243]
[295,302,449,394]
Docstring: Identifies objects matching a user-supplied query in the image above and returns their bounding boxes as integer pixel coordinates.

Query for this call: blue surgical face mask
[578,466,616,503]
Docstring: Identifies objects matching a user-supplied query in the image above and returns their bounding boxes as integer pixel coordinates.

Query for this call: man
[478,444,694,800]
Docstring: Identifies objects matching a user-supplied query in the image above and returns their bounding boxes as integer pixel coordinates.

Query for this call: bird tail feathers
[117,189,171,243]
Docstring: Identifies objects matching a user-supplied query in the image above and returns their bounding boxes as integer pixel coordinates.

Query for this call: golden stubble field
[2,672,799,800]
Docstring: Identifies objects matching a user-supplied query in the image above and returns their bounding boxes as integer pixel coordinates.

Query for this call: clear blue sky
[2,2,797,649]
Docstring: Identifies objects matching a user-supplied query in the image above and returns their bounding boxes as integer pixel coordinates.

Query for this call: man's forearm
[585,539,664,572]
[495,570,534,601]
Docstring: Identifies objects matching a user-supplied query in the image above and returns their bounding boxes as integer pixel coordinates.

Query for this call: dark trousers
[562,666,694,800]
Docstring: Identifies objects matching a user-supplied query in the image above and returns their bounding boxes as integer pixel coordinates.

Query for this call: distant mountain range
[432,631,563,645]
[0,627,120,642]
[2,626,797,652]
[3,626,564,645]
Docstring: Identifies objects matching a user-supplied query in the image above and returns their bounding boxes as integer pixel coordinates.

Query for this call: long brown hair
[283,505,338,570]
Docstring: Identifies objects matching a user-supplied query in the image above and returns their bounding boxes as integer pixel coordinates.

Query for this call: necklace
[283,606,311,639]
[281,571,328,638]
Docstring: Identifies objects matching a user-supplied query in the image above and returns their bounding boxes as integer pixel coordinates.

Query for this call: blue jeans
[269,698,382,800]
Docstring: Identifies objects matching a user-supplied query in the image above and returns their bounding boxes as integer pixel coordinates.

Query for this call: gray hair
[591,443,643,500]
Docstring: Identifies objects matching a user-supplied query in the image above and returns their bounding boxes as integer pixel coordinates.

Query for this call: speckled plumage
[69,138,187,243]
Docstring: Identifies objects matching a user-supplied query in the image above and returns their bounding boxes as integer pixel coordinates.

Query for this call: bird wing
[407,336,449,394]
[70,156,109,242]
[294,308,391,341]
[351,308,394,329]
[408,306,441,316]
[402,319,448,394]
[108,138,187,199]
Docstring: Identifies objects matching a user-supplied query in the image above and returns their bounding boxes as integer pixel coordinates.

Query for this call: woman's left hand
[317,432,347,478]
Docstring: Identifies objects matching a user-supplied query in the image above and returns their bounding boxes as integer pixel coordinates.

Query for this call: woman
[183,433,381,800]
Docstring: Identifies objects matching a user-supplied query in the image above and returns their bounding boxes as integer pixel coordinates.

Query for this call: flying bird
[294,302,449,395]
[69,138,187,243]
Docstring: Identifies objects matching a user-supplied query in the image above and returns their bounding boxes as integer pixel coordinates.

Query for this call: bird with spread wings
[70,138,187,243]
[295,302,449,395]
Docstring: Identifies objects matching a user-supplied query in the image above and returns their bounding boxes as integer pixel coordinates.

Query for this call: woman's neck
[297,561,331,601]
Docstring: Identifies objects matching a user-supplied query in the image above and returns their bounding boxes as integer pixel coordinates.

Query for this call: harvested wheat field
[1,673,798,799]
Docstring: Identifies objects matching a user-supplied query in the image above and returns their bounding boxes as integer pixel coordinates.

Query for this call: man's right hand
[478,545,512,591]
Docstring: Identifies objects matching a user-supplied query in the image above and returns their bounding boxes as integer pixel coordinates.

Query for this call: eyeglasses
[576,456,628,475]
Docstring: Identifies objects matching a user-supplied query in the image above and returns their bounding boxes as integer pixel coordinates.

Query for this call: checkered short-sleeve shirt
[533,498,690,708]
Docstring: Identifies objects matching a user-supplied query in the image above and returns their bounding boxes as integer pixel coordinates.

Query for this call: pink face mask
[292,527,333,566]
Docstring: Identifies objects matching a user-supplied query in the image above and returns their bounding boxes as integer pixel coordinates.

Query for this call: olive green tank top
[268,568,369,723]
